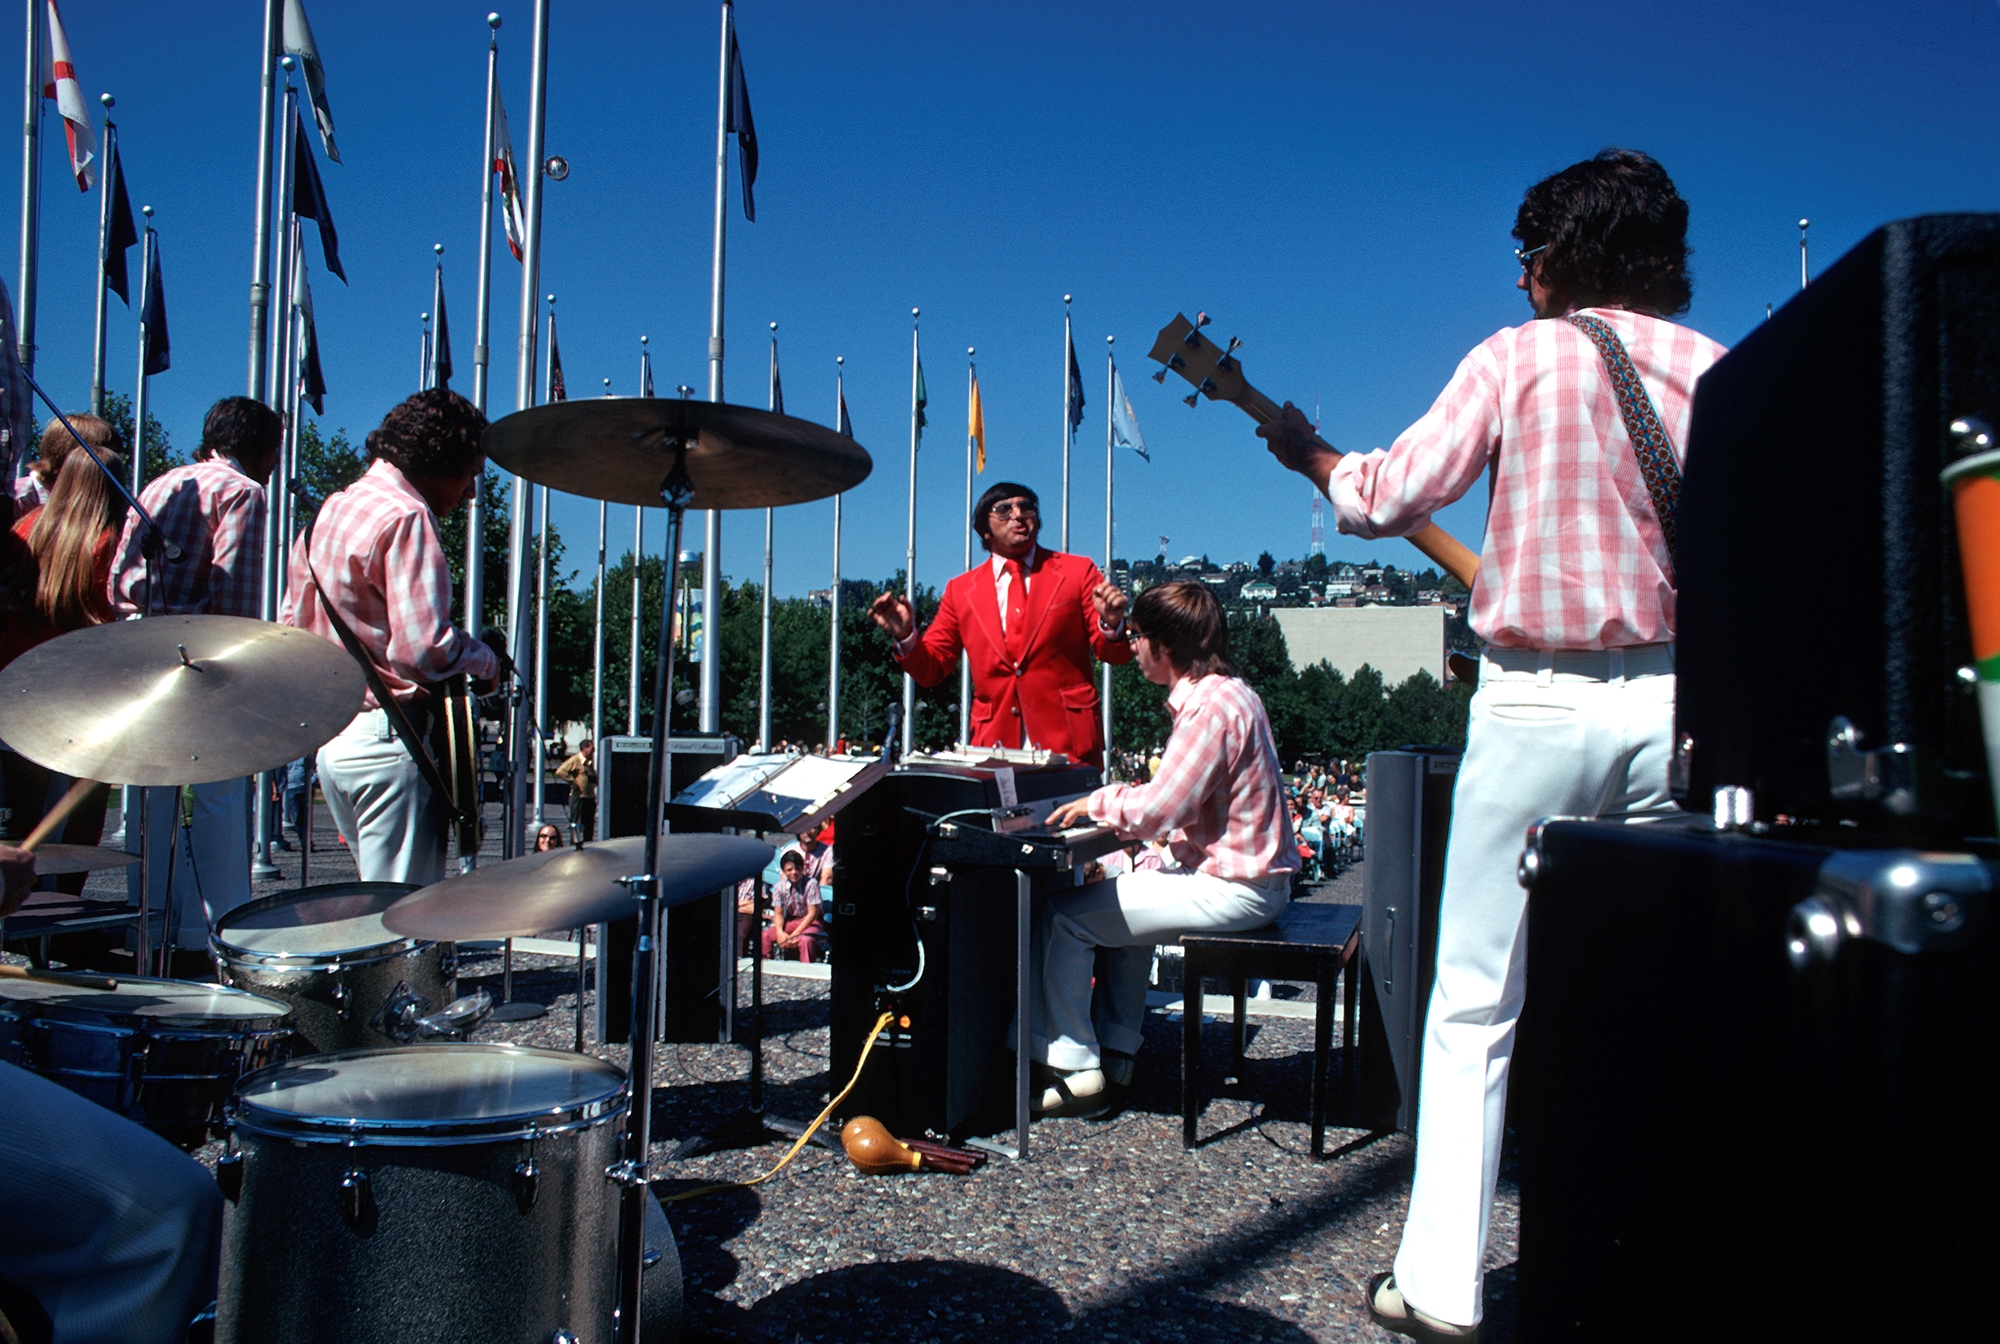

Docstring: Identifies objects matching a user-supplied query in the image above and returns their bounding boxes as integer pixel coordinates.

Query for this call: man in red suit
[870,481,1133,766]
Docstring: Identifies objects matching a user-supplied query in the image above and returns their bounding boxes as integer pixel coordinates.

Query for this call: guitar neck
[1223,380,1343,460]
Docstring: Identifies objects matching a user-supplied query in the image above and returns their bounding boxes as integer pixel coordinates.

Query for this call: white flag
[42,1,95,191]
[282,0,340,164]
[1111,366,1149,462]
[491,83,527,262]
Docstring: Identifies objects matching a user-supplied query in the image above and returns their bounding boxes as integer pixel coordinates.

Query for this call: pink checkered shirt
[1086,673,1298,882]
[108,456,267,618]
[279,459,496,709]
[1327,309,1727,650]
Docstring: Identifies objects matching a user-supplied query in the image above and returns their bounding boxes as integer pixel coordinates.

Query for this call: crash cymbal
[382,833,774,942]
[31,844,142,877]
[481,398,871,509]
[0,616,367,786]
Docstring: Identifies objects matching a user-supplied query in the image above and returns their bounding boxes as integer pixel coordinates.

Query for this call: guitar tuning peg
[1152,368,1169,384]
[1183,377,1217,407]
[1151,352,1184,383]
[1224,336,1242,355]
[1215,336,1243,372]
[1194,311,1212,329]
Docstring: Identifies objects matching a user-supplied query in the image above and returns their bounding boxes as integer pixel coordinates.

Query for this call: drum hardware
[370,980,431,1041]
[376,988,495,1044]
[513,1131,541,1212]
[339,1168,371,1229]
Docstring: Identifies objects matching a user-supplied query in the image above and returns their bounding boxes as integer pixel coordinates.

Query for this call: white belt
[1481,642,1674,687]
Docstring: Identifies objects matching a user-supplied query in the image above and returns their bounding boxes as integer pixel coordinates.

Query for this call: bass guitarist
[281,389,502,885]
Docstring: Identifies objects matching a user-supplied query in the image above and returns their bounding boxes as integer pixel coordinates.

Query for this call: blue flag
[769,335,783,414]
[1066,329,1085,434]
[914,356,927,444]
[837,385,851,437]
[291,108,345,283]
[104,143,137,304]
[726,31,758,222]
[640,348,655,398]
[140,235,169,376]
[1111,366,1148,462]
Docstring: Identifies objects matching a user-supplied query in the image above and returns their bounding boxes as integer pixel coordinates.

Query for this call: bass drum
[211,883,448,1053]
[0,976,292,1149]
[217,1044,676,1344]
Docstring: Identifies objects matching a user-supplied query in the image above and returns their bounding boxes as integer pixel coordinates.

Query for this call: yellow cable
[660,1010,895,1204]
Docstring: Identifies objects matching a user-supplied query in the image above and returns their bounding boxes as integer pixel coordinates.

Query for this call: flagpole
[1061,295,1073,552]
[506,0,550,862]
[828,356,844,750]
[246,0,280,399]
[759,321,776,749]
[419,313,431,390]
[14,0,38,374]
[903,307,919,756]
[1103,335,1116,783]
[89,95,114,415]
[533,294,556,825]
[961,347,973,746]
[131,209,152,497]
[592,375,607,767]
[252,72,300,883]
[699,0,733,738]
[467,12,501,638]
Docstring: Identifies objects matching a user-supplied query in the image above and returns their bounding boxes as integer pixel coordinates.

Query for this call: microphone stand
[20,372,182,977]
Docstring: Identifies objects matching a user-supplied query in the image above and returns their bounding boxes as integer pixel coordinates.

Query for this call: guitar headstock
[1148,312,1249,407]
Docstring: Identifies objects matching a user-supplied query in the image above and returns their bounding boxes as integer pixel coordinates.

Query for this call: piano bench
[1178,901,1362,1159]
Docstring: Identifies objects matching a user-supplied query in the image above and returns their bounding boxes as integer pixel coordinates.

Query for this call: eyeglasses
[989,501,1038,519]
[1515,244,1548,270]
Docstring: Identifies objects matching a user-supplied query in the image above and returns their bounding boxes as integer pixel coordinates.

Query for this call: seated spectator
[761,850,821,962]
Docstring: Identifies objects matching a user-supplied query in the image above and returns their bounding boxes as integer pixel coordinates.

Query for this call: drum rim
[227,1042,631,1145]
[210,882,425,964]
[0,975,296,1029]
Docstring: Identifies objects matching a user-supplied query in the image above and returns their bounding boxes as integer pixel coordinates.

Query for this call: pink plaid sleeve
[1328,342,1504,541]
[1089,698,1228,841]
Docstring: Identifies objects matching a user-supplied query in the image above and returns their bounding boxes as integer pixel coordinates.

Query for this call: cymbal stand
[610,438,694,1344]
[22,375,185,982]
[491,664,546,1023]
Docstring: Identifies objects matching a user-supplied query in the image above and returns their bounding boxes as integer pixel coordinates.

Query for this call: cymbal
[382,833,775,942]
[32,844,141,877]
[481,398,872,510]
[0,616,367,786]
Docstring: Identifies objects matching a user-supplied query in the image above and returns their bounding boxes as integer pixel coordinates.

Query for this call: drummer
[281,389,504,885]
[0,845,225,1344]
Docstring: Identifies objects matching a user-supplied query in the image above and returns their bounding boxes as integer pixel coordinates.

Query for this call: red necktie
[1003,558,1028,667]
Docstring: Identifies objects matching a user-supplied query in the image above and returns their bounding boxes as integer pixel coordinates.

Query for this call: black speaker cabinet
[593,734,742,1046]
[1357,747,1460,1134]
[1514,816,2000,1341]
[1676,214,2000,838]
[828,764,1098,1139]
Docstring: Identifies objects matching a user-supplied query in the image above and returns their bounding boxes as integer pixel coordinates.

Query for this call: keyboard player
[1039,581,1299,1119]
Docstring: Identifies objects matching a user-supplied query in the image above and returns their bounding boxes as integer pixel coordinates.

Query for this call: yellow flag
[969,370,986,473]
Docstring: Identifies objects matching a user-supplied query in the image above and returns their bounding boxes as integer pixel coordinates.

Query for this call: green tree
[100,390,177,483]
[1256,550,1275,579]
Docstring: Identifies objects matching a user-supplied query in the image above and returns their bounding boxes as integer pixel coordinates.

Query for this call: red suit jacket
[897,549,1133,766]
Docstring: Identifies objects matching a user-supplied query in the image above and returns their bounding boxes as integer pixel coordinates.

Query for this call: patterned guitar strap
[1563,313,1683,578]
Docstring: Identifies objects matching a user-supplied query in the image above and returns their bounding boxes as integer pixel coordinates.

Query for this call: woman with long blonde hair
[0,442,128,889]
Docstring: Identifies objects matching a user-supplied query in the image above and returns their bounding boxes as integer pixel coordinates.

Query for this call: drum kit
[0,397,870,1344]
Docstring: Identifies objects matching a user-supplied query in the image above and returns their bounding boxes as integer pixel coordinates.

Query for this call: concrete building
[1269,605,1446,686]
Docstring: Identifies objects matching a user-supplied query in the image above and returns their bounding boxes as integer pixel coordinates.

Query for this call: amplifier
[593,734,742,1046]
[1357,747,1460,1134]
[828,763,1099,1139]
[1514,816,2000,1340]
[1676,214,2000,838]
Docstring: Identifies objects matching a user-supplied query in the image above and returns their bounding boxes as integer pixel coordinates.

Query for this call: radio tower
[1310,493,1325,556]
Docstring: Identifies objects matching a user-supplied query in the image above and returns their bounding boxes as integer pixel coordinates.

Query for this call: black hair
[366,388,488,479]
[1129,580,1236,679]
[1513,148,1693,317]
[971,481,1039,550]
[197,397,284,465]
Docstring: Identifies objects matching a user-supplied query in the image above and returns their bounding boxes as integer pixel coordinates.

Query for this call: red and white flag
[42,1,95,191]
[491,82,526,262]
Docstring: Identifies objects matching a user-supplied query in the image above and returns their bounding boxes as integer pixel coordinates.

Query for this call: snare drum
[218,1044,633,1344]
[212,883,451,1053]
[0,976,293,1148]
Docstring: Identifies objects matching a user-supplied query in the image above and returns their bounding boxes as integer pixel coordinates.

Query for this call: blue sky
[15,0,2000,597]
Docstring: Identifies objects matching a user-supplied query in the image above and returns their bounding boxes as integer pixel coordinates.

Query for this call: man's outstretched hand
[869,591,916,643]
[1256,402,1341,485]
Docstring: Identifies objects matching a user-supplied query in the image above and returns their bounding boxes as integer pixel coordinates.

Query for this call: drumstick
[18,777,99,854]
[0,964,119,990]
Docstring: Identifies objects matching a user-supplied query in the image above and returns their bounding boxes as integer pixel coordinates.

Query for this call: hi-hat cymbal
[0,616,366,786]
[382,833,774,942]
[32,844,142,877]
[481,398,871,509]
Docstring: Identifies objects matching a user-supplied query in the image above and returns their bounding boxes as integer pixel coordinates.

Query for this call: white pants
[1394,645,1677,1328]
[1033,866,1290,1071]
[317,709,445,887]
[0,1062,222,1344]
[123,777,252,951]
